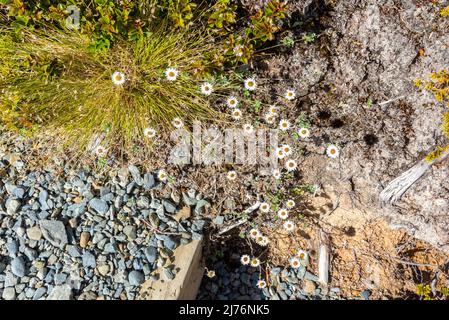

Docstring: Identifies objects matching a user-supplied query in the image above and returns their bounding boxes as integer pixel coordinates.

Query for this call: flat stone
[2,287,16,300]
[82,251,96,268]
[123,225,137,241]
[143,173,155,190]
[11,256,26,277]
[47,284,73,300]
[6,198,21,214]
[26,226,42,241]
[128,270,145,286]
[303,280,316,295]
[89,198,109,215]
[80,232,90,248]
[40,220,68,249]
[144,246,158,263]
[98,264,110,276]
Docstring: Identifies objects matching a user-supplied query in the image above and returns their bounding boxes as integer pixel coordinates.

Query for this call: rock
[6,198,21,214]
[128,165,142,185]
[361,290,371,300]
[80,232,90,248]
[143,246,158,263]
[2,287,16,300]
[174,206,191,222]
[143,173,155,190]
[128,270,145,286]
[89,198,109,215]
[162,200,177,214]
[98,264,110,276]
[213,215,225,225]
[123,225,137,241]
[11,256,26,277]
[82,251,96,268]
[163,267,175,281]
[303,280,316,295]
[40,220,68,248]
[39,190,49,210]
[33,287,47,300]
[6,240,19,257]
[26,226,42,241]
[47,284,73,300]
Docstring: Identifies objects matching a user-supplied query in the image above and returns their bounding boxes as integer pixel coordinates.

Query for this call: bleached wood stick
[318,230,330,286]
[380,149,449,204]
[218,202,260,235]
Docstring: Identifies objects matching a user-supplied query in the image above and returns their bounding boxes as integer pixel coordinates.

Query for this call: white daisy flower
[257,280,267,289]
[272,169,282,179]
[297,250,308,261]
[226,96,239,108]
[243,123,254,134]
[171,117,184,128]
[286,199,295,209]
[259,202,270,213]
[283,220,295,232]
[282,144,293,156]
[277,209,289,220]
[326,145,340,158]
[240,254,251,265]
[227,170,237,181]
[95,145,108,157]
[165,67,179,81]
[285,159,298,172]
[265,113,276,124]
[249,228,260,239]
[285,89,296,100]
[200,82,214,96]
[290,257,301,268]
[143,127,157,139]
[257,236,269,247]
[157,170,168,182]
[298,128,310,139]
[250,257,260,267]
[244,78,257,91]
[231,108,242,120]
[268,105,278,115]
[279,119,291,131]
[275,147,286,159]
[111,71,126,85]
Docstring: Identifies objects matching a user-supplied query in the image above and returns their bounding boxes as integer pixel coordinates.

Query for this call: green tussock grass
[0,25,231,160]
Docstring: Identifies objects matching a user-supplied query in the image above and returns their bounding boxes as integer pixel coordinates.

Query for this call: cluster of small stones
[199,256,343,300]
[0,154,209,300]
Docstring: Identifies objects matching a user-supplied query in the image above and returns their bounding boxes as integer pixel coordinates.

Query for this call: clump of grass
[0,25,231,160]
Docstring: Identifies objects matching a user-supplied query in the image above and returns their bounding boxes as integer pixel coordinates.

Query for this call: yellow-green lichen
[425,145,449,162]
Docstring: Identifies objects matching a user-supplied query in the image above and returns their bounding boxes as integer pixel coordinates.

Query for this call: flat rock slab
[139,240,203,300]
